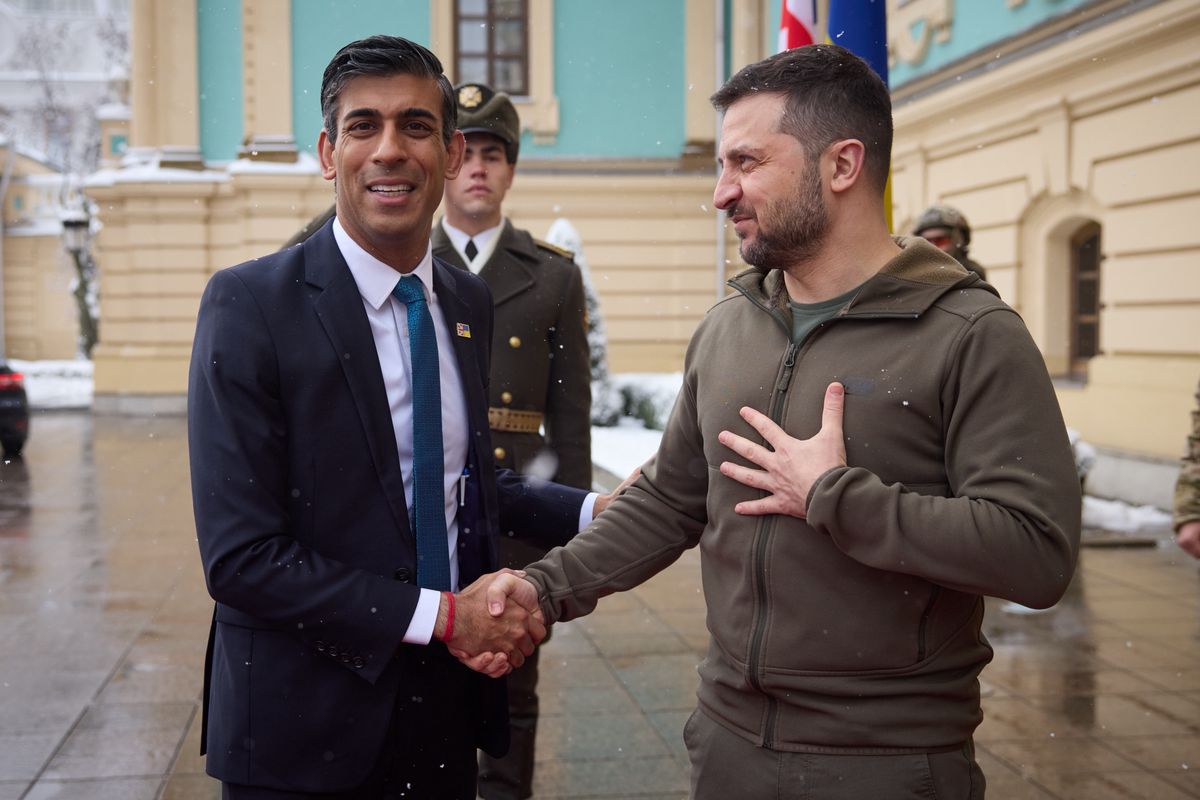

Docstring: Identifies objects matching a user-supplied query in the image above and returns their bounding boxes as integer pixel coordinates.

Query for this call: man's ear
[445,129,466,179]
[828,139,866,195]
[318,130,336,181]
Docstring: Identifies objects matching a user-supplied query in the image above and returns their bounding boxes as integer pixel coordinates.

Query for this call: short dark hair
[320,35,457,147]
[711,44,893,192]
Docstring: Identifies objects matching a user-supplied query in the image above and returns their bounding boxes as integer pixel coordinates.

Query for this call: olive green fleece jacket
[524,236,1081,753]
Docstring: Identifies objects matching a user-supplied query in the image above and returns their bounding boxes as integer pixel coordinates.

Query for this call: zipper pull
[458,467,469,507]
[775,344,799,392]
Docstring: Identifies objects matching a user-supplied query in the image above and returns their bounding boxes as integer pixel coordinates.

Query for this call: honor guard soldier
[434,83,592,800]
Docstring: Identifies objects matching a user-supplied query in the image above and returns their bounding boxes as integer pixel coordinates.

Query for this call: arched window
[1069,221,1102,377]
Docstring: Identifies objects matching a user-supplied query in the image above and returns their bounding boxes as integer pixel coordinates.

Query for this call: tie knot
[392,275,425,306]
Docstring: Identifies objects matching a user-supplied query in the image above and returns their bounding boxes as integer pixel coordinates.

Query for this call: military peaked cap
[455,82,520,163]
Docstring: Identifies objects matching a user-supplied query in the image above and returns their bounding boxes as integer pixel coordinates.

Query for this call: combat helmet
[913,204,971,249]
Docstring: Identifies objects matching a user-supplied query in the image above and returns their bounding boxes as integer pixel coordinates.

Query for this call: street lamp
[60,208,89,253]
[59,206,99,358]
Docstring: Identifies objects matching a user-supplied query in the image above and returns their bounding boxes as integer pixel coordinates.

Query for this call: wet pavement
[0,411,1198,799]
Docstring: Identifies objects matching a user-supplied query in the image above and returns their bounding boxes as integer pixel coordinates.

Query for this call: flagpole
[714,0,726,303]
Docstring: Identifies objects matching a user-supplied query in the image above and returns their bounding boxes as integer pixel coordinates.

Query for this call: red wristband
[439,591,455,643]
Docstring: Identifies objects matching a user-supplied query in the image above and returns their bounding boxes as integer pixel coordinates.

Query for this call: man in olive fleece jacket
[463,45,1081,799]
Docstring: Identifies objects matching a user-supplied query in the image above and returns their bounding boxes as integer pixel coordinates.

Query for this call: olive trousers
[685,707,986,800]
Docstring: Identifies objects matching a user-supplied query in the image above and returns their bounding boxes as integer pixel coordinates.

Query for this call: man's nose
[713,171,739,211]
[465,155,487,177]
[372,127,408,164]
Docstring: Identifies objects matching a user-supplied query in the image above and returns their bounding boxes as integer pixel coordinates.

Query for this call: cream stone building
[0,140,80,361]
[887,0,1199,506]
[0,0,129,362]
[83,0,1196,507]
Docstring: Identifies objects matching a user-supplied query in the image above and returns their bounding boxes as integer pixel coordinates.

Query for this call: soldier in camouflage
[913,204,988,282]
[1174,378,1200,558]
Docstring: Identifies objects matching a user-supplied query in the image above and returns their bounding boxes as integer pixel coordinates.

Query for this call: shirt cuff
[579,492,598,531]
[402,588,441,645]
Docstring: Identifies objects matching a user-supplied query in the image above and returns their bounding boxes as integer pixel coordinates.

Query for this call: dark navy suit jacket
[187,220,587,792]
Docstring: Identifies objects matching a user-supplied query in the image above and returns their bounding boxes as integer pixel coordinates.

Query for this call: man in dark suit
[431,83,592,800]
[188,36,603,799]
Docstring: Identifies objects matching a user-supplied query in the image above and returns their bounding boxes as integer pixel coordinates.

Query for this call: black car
[0,364,29,458]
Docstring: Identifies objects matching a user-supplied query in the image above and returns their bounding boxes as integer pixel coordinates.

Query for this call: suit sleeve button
[327,646,339,658]
[393,568,413,583]
[340,653,351,663]
[500,391,513,404]
[353,657,365,669]
[508,336,521,349]
[494,447,506,460]
[315,640,326,652]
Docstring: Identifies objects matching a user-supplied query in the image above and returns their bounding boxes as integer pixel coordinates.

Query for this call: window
[455,0,529,96]
[1069,221,1102,376]
[433,0,556,143]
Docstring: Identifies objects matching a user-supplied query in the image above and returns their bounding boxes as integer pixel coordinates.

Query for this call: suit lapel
[304,223,412,541]
[432,256,489,432]
[432,257,496,580]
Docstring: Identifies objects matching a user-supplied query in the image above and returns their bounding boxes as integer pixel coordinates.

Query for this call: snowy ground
[9,361,1174,534]
[590,417,665,478]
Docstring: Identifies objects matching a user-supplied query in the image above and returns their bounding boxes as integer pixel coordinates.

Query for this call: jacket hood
[728,236,998,321]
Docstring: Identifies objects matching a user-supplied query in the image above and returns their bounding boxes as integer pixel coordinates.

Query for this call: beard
[734,163,829,274]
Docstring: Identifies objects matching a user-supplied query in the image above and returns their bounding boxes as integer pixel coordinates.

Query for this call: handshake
[434,569,545,678]
[432,462,645,676]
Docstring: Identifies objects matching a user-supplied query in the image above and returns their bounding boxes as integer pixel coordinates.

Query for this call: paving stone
[161,772,221,800]
[531,756,689,797]
[40,724,181,781]
[536,712,671,762]
[0,731,60,781]
[23,777,162,800]
[973,747,1059,799]
[1032,768,1197,800]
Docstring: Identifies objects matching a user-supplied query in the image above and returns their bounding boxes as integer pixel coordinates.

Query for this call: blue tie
[392,275,451,591]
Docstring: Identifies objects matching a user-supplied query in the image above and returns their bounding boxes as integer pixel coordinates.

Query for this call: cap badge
[458,85,483,109]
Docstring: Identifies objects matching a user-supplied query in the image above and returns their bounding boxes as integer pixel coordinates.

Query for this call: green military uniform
[1175,378,1200,530]
[434,221,591,800]
[433,220,592,495]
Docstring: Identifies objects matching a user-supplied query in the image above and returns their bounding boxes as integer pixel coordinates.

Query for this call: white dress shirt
[441,218,503,274]
[333,220,466,644]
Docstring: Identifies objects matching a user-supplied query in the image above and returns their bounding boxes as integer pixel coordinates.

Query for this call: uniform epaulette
[534,238,575,261]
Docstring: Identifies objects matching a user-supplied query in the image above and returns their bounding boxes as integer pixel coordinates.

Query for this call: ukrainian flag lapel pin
[455,322,472,339]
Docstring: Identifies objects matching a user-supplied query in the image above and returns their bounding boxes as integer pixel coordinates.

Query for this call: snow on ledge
[87,163,229,187]
[226,151,322,175]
